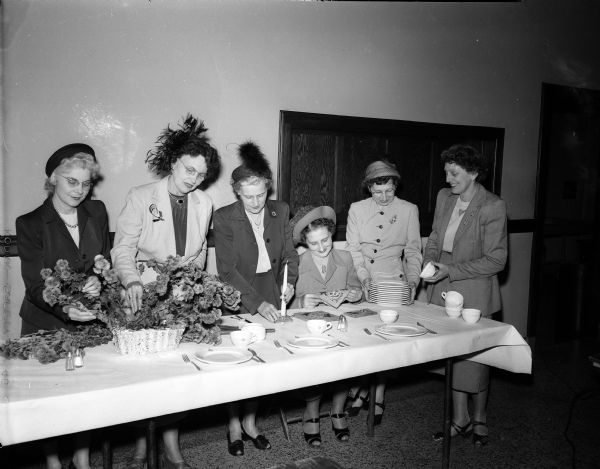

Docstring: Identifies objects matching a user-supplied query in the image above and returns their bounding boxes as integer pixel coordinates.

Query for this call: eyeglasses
[58,175,93,189]
[182,163,207,180]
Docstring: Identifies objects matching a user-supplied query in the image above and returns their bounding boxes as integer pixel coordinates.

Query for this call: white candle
[280,262,288,317]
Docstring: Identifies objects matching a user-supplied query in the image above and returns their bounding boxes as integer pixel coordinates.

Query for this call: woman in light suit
[423,144,507,446]
[345,159,422,423]
[111,115,220,469]
[290,205,361,447]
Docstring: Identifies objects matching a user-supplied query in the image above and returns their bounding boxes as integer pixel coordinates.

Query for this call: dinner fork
[274,339,294,354]
[363,328,391,341]
[181,353,202,371]
[247,347,266,363]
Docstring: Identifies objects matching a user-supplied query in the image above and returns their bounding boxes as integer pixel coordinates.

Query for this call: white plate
[376,324,427,337]
[287,336,339,349]
[195,347,253,364]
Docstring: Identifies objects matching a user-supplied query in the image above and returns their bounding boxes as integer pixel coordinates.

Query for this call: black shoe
[346,391,369,417]
[373,402,385,426]
[331,413,349,442]
[472,421,489,446]
[227,432,244,456]
[432,421,473,442]
[241,424,271,450]
[302,417,322,447]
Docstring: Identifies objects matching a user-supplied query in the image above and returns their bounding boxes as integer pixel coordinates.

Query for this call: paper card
[344,308,379,319]
[320,289,349,308]
[293,310,339,321]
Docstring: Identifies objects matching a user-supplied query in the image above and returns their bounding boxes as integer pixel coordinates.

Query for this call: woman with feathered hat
[111,114,220,469]
[213,141,298,455]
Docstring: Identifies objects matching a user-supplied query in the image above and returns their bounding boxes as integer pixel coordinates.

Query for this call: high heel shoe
[302,417,322,447]
[160,453,192,469]
[330,413,350,442]
[346,391,369,417]
[227,431,244,456]
[472,421,489,446]
[432,420,473,441]
[373,401,385,426]
[240,424,271,450]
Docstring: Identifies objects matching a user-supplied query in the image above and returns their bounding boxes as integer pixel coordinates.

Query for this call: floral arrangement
[41,255,120,314]
[96,256,242,345]
[0,323,113,364]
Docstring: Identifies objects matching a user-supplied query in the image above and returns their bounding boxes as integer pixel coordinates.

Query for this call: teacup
[445,306,463,318]
[379,309,399,323]
[420,262,437,279]
[241,323,266,342]
[306,319,332,334]
[462,308,481,324]
[230,330,253,347]
[441,291,464,308]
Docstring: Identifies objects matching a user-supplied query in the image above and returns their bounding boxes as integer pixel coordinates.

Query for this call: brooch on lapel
[271,210,277,217]
[149,204,164,222]
[389,215,397,224]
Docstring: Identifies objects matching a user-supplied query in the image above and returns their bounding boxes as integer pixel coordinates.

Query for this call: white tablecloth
[0,301,531,446]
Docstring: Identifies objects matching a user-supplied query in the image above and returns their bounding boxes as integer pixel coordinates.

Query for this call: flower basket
[111,327,185,355]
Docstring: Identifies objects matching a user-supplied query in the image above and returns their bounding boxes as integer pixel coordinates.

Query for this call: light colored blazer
[345,197,422,286]
[423,184,507,316]
[292,249,362,308]
[111,177,212,287]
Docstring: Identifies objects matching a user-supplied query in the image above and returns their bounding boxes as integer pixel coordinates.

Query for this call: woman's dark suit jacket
[423,184,507,316]
[16,197,111,332]
[213,200,299,315]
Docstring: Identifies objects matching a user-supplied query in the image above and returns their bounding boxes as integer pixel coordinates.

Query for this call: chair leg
[279,407,291,441]
[146,419,158,469]
[101,429,112,469]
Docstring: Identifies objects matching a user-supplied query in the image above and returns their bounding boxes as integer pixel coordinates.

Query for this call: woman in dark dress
[16,143,110,469]
[213,141,298,456]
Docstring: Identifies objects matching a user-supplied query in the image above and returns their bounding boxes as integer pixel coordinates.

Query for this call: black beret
[45,143,95,177]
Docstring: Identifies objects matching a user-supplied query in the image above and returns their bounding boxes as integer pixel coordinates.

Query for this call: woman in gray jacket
[423,144,507,446]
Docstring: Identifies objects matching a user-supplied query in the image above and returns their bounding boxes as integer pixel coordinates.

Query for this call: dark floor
[2,338,600,469]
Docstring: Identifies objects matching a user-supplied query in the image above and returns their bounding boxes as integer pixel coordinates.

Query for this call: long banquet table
[0,301,531,467]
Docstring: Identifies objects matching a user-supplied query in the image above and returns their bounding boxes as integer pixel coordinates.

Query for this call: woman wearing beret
[345,159,422,424]
[290,205,361,446]
[213,141,298,456]
[111,115,220,469]
[16,143,109,469]
[423,144,507,446]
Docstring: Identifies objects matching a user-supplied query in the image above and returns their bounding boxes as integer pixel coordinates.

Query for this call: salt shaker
[65,351,75,371]
[337,314,348,332]
[74,348,84,368]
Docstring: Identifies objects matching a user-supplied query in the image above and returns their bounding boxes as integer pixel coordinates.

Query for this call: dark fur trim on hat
[236,141,272,181]
[145,114,220,183]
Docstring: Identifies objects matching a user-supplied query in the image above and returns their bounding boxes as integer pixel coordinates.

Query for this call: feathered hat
[231,141,272,184]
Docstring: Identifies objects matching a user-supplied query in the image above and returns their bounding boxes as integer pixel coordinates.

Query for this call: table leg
[146,419,158,469]
[366,376,376,437]
[442,358,453,469]
[101,429,112,469]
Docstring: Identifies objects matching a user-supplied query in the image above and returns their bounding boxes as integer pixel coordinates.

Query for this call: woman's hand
[81,276,101,297]
[362,278,372,302]
[126,282,144,313]
[64,304,97,322]
[408,282,417,302]
[422,262,449,283]
[300,293,322,309]
[346,288,362,303]
[257,301,280,322]
[281,283,295,303]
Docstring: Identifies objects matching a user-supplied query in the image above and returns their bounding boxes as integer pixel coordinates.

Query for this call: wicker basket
[111,327,185,355]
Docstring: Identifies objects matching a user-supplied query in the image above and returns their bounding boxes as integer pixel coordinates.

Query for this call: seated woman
[111,115,220,469]
[16,143,109,469]
[290,205,362,446]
